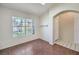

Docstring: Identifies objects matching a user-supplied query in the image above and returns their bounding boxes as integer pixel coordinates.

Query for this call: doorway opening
[53,10,79,52]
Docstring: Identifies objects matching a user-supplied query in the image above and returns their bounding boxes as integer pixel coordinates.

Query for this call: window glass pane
[13,32,18,37]
[28,19,32,23]
[13,27,22,37]
[12,17,22,26]
[15,19,22,26]
[28,19,32,27]
[13,27,18,37]
[21,18,25,26]
[18,27,22,36]
[25,22,28,27]
[28,27,33,35]
[26,19,29,23]
[18,27,22,32]
[13,27,18,32]
[25,27,28,36]
[12,16,34,37]
[28,22,32,27]
[21,27,25,36]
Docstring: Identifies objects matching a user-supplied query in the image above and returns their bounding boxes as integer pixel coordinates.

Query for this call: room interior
[0,3,79,55]
[54,11,79,52]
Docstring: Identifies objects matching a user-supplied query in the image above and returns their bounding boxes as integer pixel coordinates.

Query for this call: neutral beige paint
[55,12,74,42]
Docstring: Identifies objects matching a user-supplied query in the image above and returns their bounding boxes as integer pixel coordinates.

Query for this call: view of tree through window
[12,16,34,37]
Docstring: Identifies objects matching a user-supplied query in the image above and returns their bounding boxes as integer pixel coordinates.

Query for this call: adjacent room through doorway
[54,11,79,52]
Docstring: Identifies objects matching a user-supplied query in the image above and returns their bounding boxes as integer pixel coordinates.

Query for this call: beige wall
[54,12,75,42]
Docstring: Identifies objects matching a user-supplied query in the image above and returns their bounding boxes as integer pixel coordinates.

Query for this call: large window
[12,16,34,37]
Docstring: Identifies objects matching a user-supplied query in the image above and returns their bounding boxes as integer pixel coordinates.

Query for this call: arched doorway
[53,10,79,52]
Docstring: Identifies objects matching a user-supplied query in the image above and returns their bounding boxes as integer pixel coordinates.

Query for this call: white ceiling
[0,3,59,16]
